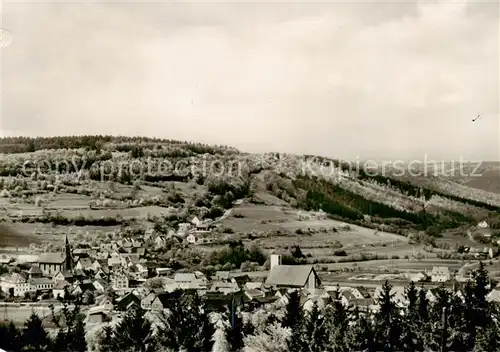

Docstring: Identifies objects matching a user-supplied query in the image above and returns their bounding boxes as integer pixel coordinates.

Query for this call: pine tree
[282,290,302,329]
[157,290,214,351]
[0,321,21,352]
[475,301,500,352]
[427,284,451,351]
[111,306,156,352]
[345,306,375,352]
[305,302,327,352]
[21,312,52,351]
[373,280,402,351]
[69,317,87,352]
[98,325,114,352]
[401,282,423,351]
[473,262,492,328]
[201,308,216,352]
[50,298,88,352]
[417,285,429,322]
[323,287,349,352]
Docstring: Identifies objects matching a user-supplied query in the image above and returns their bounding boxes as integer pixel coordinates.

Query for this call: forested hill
[0,135,499,239]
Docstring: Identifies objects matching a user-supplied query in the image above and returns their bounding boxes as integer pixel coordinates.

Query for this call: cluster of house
[0,234,145,299]
[2,240,500,325]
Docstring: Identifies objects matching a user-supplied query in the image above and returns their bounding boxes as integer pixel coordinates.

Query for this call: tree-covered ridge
[290,175,475,233]
[357,169,500,212]
[0,135,239,155]
[0,264,499,352]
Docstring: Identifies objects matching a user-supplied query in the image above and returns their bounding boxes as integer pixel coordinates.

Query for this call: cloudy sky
[0,0,498,161]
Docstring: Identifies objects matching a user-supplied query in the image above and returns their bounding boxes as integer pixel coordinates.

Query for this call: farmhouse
[53,270,74,284]
[53,280,70,299]
[0,272,30,297]
[266,265,321,290]
[430,267,451,282]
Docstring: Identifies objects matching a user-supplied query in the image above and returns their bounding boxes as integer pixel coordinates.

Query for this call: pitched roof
[215,271,231,280]
[38,253,65,264]
[88,306,107,315]
[77,258,93,267]
[59,270,74,278]
[265,265,318,287]
[28,265,42,274]
[174,273,197,282]
[54,280,70,290]
[29,277,53,285]
[2,272,26,284]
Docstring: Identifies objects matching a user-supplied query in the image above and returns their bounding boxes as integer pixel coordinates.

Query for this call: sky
[0,0,498,162]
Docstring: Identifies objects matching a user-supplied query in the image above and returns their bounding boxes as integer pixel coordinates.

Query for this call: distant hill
[0,135,499,243]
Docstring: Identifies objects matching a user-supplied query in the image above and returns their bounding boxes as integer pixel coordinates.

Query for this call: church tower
[64,234,74,272]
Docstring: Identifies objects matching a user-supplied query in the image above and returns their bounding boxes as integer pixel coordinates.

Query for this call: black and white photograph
[0,0,499,351]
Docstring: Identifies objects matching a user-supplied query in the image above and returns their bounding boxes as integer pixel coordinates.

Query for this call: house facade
[111,272,129,291]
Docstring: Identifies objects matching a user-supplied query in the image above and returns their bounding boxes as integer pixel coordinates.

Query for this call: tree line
[0,263,499,352]
[293,175,476,234]
[0,136,236,155]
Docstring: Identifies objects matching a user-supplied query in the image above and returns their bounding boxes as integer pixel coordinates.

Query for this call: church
[36,235,74,277]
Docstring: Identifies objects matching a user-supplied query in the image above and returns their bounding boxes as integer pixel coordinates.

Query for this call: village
[1,214,500,330]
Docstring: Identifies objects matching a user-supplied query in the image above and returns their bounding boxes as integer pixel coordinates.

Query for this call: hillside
[0,135,499,263]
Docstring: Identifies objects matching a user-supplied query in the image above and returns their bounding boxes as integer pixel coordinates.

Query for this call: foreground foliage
[0,263,499,352]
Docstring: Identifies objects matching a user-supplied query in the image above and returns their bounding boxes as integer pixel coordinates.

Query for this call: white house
[186,234,197,244]
[111,271,129,292]
[478,221,489,228]
[430,267,451,282]
[191,216,201,227]
[53,280,70,299]
[154,236,167,249]
[0,273,30,297]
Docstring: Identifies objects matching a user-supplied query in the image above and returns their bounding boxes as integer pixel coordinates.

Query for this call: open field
[0,222,121,247]
[223,204,407,243]
[57,205,170,219]
[0,304,56,325]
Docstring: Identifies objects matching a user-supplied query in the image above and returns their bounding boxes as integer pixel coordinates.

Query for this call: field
[0,303,55,325]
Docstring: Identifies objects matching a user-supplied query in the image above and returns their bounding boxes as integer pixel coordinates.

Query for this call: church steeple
[64,234,73,272]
